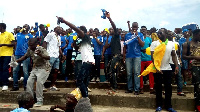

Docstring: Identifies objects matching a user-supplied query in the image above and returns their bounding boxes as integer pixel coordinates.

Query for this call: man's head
[140,26,147,36]
[121,31,126,41]
[54,26,62,35]
[109,27,114,35]
[17,92,34,109]
[92,30,97,38]
[167,30,173,41]
[68,28,72,33]
[182,29,189,37]
[0,23,6,32]
[193,29,200,42]
[150,27,157,34]
[64,93,78,109]
[22,24,30,33]
[94,28,99,36]
[28,38,38,51]
[157,28,168,41]
[39,24,45,32]
[118,28,122,34]
[89,28,93,34]
[80,26,87,34]
[174,28,182,34]
[132,22,139,32]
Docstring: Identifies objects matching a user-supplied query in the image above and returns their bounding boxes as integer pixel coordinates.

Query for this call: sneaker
[177,92,185,96]
[8,77,13,81]
[125,90,133,93]
[87,87,92,92]
[150,89,156,94]
[167,108,177,112]
[96,78,100,82]
[140,89,144,94]
[19,77,24,82]
[34,102,43,107]
[184,82,187,86]
[10,87,19,91]
[155,107,162,112]
[43,88,48,92]
[134,91,140,95]
[91,78,95,82]
[2,86,8,91]
[50,86,60,91]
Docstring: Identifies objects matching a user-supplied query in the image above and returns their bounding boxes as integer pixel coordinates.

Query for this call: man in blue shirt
[65,32,76,79]
[103,29,112,82]
[179,29,192,86]
[91,30,103,82]
[123,22,144,95]
[11,24,33,91]
[35,24,46,46]
[139,26,154,94]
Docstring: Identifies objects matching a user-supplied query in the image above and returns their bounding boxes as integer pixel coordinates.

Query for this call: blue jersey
[141,37,152,61]
[103,36,112,55]
[92,36,103,55]
[15,33,33,55]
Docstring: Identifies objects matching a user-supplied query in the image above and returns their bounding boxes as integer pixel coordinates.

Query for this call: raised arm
[105,11,117,33]
[57,17,85,38]
[127,21,131,32]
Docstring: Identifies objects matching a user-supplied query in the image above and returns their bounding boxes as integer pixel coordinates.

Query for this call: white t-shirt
[169,41,180,65]
[44,32,61,58]
[80,34,95,63]
[150,40,175,70]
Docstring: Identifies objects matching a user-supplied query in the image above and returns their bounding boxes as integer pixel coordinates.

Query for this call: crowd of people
[0,11,200,112]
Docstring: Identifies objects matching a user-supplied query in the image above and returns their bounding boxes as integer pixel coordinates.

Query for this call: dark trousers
[74,60,82,80]
[94,55,101,78]
[104,54,112,81]
[65,49,73,77]
[192,66,200,106]
[110,55,121,89]
[77,62,92,97]
[154,70,172,109]
[0,56,11,86]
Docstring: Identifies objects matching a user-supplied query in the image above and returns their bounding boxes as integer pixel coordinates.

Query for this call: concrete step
[0,104,194,112]
[0,88,195,111]
[8,80,194,93]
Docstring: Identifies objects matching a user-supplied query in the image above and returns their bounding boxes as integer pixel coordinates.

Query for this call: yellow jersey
[0,31,15,56]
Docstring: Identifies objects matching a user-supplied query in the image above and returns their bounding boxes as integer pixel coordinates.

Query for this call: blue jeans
[170,64,183,92]
[126,57,141,92]
[0,56,11,86]
[94,55,101,78]
[13,56,30,88]
[49,57,60,69]
[77,62,92,97]
[104,54,112,81]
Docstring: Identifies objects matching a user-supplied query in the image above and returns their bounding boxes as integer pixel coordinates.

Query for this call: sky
[0,0,200,33]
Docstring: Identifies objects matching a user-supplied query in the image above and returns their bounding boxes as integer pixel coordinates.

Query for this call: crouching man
[16,38,51,107]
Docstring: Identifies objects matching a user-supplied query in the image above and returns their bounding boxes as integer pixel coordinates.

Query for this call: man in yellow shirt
[0,23,15,91]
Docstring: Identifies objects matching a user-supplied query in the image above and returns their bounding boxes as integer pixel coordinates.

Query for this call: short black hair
[94,28,99,33]
[39,24,44,29]
[80,26,87,33]
[0,23,6,29]
[17,92,33,108]
[193,29,200,35]
[29,38,38,44]
[141,26,147,29]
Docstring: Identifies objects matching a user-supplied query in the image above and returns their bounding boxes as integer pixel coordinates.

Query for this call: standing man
[35,24,46,46]
[182,29,200,112]
[43,26,64,91]
[179,29,192,86]
[123,22,144,95]
[101,11,122,92]
[139,26,154,94]
[91,30,103,82]
[151,29,178,112]
[0,23,15,91]
[11,24,33,91]
[57,17,95,98]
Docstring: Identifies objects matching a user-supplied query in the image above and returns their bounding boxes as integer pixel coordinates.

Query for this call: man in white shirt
[151,28,178,112]
[57,17,95,98]
[43,26,64,91]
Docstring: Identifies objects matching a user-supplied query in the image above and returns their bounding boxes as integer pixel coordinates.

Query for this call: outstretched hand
[56,16,65,23]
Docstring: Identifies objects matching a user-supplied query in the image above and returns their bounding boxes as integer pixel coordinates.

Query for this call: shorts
[49,57,60,69]
[182,59,188,70]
